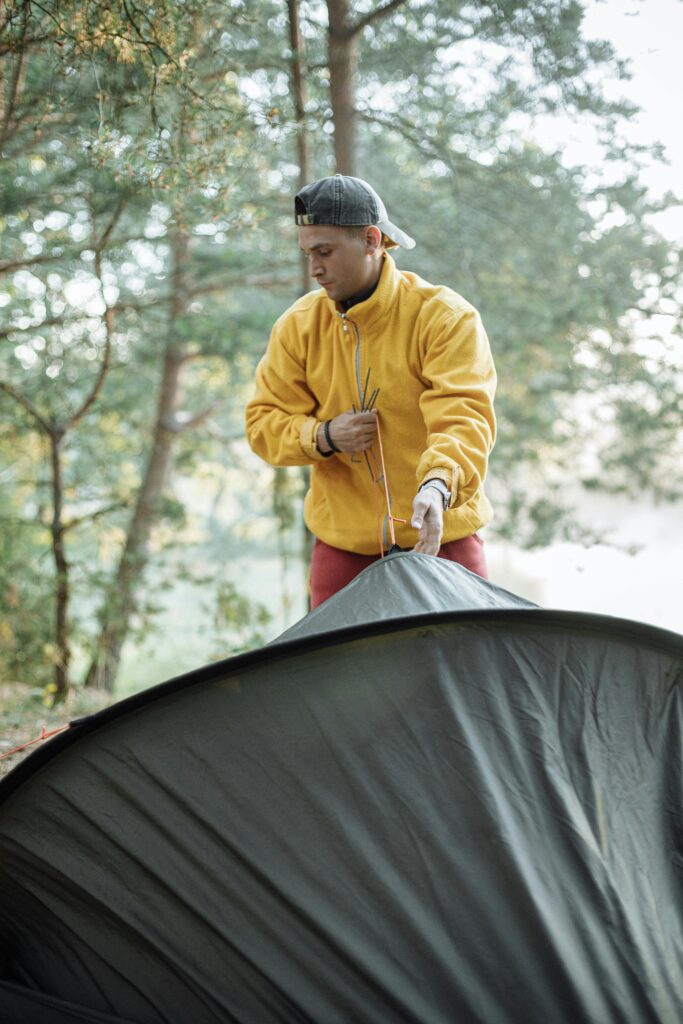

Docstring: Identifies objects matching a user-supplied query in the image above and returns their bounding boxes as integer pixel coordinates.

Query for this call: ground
[0,683,112,780]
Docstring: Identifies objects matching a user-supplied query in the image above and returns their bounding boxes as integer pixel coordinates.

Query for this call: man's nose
[310,257,323,277]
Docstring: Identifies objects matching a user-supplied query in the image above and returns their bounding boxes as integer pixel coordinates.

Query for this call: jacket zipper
[338,311,364,410]
[340,311,392,551]
[353,321,363,410]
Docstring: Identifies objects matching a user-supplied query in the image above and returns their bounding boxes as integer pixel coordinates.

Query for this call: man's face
[298,224,381,303]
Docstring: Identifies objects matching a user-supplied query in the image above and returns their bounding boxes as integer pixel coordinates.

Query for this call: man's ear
[365,225,383,255]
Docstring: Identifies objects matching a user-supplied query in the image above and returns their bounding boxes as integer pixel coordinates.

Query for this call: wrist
[316,422,334,457]
[419,478,451,511]
[323,419,341,454]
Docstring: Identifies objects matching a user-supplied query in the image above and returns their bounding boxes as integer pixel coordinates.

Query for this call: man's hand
[317,409,378,454]
[411,487,444,555]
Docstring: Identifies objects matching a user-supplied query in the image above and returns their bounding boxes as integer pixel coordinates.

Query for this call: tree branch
[120,0,165,67]
[0,312,91,341]
[0,380,52,434]
[0,226,174,279]
[350,0,408,37]
[67,260,118,429]
[163,399,223,434]
[63,500,130,533]
[0,296,163,341]
[66,199,127,428]
[0,253,68,276]
[188,270,299,298]
[93,194,127,253]
[0,34,55,57]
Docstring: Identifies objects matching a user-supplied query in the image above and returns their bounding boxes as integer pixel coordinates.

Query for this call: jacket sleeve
[416,305,496,507]
[245,319,326,467]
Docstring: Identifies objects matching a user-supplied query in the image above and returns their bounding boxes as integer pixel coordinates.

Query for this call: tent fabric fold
[0,552,681,1023]
[0,979,141,1023]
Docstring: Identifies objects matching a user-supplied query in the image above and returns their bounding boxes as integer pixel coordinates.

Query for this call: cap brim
[377,219,415,250]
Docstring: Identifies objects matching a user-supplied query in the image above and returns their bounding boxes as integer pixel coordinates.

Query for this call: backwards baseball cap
[295,174,416,250]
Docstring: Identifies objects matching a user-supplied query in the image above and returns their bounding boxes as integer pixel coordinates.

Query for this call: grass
[0,682,112,780]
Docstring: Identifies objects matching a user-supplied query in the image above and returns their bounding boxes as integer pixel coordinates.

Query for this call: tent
[0,552,682,1023]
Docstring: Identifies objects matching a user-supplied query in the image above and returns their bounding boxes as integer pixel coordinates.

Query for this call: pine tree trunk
[50,431,70,702]
[287,0,310,187]
[84,228,189,691]
[327,0,358,176]
[287,0,315,600]
[288,0,311,297]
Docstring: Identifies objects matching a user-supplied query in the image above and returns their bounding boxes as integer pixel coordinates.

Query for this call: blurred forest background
[1,0,681,716]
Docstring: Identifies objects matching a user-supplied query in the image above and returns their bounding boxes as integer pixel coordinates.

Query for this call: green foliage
[0,0,282,687]
[231,1,682,549]
[210,581,272,654]
[0,495,53,688]
[0,0,681,695]
[338,4,681,545]
[272,466,306,534]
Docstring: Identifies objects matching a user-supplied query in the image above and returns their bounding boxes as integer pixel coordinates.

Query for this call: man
[246,174,496,608]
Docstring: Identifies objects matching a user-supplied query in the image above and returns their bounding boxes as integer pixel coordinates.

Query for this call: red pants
[310,535,488,609]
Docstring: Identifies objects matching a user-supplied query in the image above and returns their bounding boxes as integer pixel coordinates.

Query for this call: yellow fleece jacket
[246,254,496,555]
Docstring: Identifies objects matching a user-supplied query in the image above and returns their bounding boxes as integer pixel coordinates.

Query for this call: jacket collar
[330,253,401,330]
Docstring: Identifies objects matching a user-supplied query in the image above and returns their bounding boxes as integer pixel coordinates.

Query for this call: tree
[243,0,682,545]
[0,0,281,695]
[1,0,680,701]
[1,1,145,699]
[0,213,120,701]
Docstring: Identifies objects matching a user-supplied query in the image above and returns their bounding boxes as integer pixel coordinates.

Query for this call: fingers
[354,410,379,425]
[329,409,378,452]
[356,412,378,448]
[413,521,441,555]
[411,490,443,556]
[410,492,431,529]
[340,409,377,424]
[349,410,378,447]
[413,533,440,554]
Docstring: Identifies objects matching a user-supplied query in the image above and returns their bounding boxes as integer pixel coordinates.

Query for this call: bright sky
[583,0,683,239]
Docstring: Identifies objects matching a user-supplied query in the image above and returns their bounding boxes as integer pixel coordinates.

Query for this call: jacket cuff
[419,467,460,508]
[300,416,326,461]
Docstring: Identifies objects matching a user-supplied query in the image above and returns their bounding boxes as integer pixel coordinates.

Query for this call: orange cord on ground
[0,723,70,761]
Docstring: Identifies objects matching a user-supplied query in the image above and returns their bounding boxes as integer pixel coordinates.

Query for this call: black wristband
[315,426,334,458]
[324,419,341,454]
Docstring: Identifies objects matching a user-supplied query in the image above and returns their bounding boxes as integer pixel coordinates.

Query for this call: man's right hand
[317,409,378,454]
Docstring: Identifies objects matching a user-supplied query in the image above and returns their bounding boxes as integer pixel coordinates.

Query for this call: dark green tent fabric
[0,979,139,1023]
[0,553,682,1023]
[277,550,535,643]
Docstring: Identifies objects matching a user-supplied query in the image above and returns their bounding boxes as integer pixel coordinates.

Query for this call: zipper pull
[339,312,349,334]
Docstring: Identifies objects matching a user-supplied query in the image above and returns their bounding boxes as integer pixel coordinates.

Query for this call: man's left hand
[411,488,443,555]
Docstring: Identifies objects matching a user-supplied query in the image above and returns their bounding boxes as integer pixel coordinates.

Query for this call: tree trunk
[84,228,189,691]
[0,0,29,147]
[289,2,406,608]
[287,0,309,185]
[286,0,315,600]
[287,0,311,297]
[49,430,70,702]
[327,0,358,176]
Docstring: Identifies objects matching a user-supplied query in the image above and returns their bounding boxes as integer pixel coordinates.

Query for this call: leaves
[0,0,681,696]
